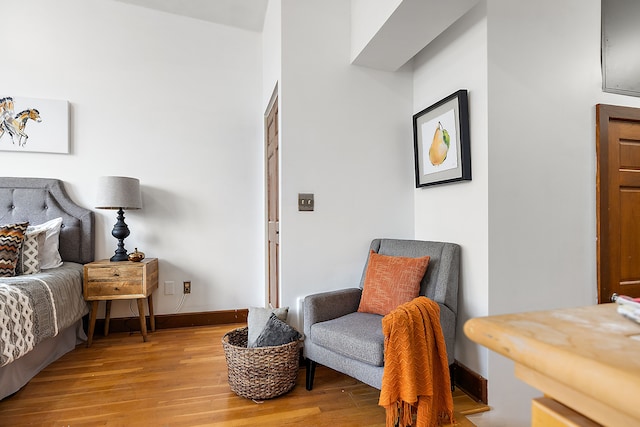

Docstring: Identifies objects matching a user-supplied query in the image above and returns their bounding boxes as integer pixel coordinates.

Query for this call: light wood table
[83,258,158,347]
[464,304,640,426]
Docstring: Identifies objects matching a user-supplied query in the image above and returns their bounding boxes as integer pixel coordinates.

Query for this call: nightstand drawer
[85,266,143,281]
[85,280,144,297]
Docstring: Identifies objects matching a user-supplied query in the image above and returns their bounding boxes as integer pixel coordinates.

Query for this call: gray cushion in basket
[253,313,301,347]
[310,312,385,366]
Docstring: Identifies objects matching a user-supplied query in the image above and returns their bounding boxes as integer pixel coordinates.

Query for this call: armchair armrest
[303,288,362,337]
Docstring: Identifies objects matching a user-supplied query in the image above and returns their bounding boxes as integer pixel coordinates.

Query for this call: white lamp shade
[95,176,142,210]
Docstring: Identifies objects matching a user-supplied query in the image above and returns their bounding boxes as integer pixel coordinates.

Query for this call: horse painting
[0,97,42,147]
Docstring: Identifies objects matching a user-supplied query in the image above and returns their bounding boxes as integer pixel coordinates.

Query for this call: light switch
[298,193,314,211]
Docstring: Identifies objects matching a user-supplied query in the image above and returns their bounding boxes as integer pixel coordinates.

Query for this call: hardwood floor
[0,324,487,426]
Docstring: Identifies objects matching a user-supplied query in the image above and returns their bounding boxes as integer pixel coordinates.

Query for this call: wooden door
[597,104,640,302]
[266,97,279,308]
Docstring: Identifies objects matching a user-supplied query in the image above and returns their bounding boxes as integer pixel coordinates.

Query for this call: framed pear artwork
[413,90,471,187]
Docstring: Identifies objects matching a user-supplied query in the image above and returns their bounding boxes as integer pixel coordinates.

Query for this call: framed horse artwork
[0,96,69,154]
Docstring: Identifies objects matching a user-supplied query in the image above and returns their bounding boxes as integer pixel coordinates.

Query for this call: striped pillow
[0,222,29,277]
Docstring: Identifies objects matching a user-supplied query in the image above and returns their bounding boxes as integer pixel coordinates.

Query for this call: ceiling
[113,0,269,32]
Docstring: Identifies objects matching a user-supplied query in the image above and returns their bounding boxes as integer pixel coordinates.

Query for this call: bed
[0,177,94,400]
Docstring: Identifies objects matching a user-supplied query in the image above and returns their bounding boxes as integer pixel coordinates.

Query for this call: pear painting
[418,107,458,179]
[428,121,450,166]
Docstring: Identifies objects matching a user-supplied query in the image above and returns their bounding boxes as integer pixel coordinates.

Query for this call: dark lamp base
[110,207,132,262]
[110,252,130,262]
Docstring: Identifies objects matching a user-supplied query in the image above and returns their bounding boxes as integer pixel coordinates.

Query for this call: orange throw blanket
[379,297,454,427]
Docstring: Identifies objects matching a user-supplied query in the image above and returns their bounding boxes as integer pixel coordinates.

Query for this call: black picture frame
[413,89,471,188]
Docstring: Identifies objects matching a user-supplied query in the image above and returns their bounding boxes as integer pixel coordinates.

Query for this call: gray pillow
[247,306,289,347]
[253,313,301,347]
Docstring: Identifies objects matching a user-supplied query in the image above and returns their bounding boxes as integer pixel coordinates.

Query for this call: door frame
[596,103,640,303]
[265,84,280,308]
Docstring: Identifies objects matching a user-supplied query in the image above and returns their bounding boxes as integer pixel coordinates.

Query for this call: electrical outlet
[183,281,191,294]
[164,281,175,295]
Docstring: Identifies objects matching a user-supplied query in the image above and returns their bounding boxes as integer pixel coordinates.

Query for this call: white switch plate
[165,281,175,295]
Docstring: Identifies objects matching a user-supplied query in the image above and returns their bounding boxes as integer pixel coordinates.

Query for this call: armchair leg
[450,364,455,392]
[306,359,317,391]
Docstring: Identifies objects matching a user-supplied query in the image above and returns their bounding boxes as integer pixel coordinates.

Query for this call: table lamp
[95,176,142,262]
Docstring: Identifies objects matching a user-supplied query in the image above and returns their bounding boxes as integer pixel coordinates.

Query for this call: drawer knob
[113,272,120,277]
[114,287,120,291]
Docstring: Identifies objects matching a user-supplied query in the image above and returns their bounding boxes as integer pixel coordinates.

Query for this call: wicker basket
[222,327,299,400]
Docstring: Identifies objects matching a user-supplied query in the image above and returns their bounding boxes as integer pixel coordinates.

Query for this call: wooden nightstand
[84,258,158,347]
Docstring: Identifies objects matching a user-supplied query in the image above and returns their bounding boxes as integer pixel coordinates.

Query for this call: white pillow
[27,217,63,269]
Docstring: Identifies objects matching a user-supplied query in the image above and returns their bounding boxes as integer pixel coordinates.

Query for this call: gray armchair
[303,238,460,390]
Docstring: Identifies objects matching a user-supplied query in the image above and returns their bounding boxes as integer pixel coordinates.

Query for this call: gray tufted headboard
[0,177,94,264]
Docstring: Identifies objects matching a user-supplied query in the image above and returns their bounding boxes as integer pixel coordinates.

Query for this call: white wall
[351,0,480,72]
[412,0,489,389]
[478,1,640,425]
[278,0,414,330]
[2,0,264,318]
[350,0,404,62]
[350,0,403,62]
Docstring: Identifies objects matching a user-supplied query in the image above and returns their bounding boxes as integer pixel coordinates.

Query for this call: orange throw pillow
[357,250,430,316]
